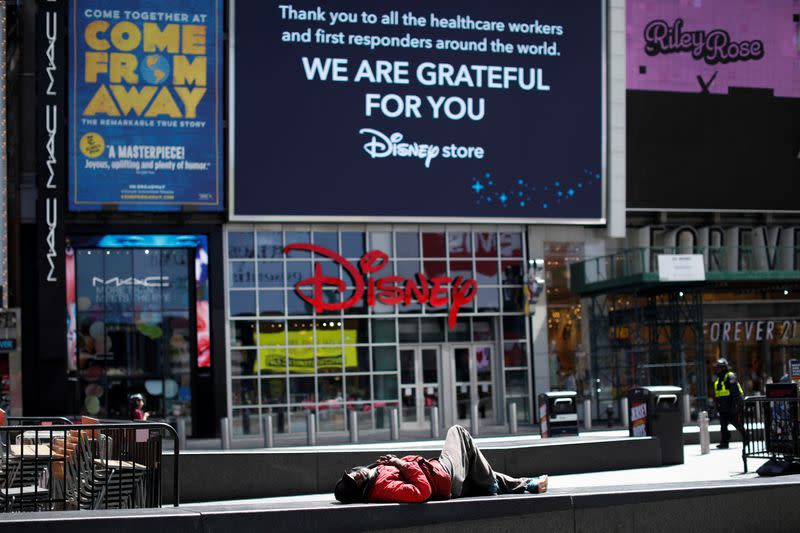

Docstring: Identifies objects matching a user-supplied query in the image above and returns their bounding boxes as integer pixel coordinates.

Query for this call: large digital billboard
[232,1,605,222]
[627,0,799,98]
[68,0,223,211]
[626,0,800,212]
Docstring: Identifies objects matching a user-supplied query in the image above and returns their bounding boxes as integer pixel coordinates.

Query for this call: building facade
[224,226,535,436]
[567,0,800,420]
[13,0,631,440]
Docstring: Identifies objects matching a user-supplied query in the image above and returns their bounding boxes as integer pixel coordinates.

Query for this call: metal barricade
[742,395,800,473]
[7,417,73,426]
[0,422,179,513]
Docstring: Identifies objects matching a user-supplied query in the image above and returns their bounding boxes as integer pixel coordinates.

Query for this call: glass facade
[544,243,586,396]
[225,226,531,436]
[585,287,800,418]
[72,247,195,421]
[703,291,800,395]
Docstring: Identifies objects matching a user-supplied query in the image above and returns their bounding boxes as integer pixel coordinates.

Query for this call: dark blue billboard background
[68,0,223,211]
[234,1,603,220]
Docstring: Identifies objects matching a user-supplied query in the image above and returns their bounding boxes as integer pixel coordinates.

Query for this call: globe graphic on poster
[139,54,171,85]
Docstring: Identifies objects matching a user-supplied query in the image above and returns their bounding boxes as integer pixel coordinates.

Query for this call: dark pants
[438,425,530,497]
[720,410,746,445]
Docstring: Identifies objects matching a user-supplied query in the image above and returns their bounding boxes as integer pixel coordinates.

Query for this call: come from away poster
[68,0,223,211]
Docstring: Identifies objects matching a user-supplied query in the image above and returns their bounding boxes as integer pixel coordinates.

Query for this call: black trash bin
[628,385,684,464]
[538,391,579,438]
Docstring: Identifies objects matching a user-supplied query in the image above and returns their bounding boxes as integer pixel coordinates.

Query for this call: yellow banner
[256,329,357,373]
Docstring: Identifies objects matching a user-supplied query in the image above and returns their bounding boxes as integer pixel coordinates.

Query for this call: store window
[545,243,585,394]
[73,248,192,420]
[703,290,800,395]
[67,235,210,436]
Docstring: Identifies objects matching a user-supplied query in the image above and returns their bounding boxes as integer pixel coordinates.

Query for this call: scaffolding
[587,287,706,420]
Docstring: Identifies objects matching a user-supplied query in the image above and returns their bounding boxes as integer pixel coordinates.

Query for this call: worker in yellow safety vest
[713,358,747,449]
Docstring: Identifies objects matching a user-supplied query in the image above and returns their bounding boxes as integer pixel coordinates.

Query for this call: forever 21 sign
[285,244,477,328]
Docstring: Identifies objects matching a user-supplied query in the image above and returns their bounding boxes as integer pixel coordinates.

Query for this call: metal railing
[6,417,73,426]
[0,422,179,513]
[571,246,800,293]
[742,396,800,473]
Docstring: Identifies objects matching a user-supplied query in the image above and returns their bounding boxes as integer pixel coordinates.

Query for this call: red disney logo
[284,243,477,328]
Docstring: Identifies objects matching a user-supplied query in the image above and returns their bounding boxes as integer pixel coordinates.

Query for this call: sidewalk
[179,423,740,451]
[552,441,761,489]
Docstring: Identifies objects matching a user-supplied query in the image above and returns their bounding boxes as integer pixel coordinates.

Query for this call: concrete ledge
[572,481,800,533]
[161,437,662,503]
[5,479,800,533]
[0,508,201,533]
[197,495,575,532]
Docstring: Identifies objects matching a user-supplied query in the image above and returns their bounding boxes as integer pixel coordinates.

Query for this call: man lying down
[334,425,548,504]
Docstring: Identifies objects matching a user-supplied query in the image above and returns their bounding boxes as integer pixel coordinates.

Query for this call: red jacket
[366,456,451,503]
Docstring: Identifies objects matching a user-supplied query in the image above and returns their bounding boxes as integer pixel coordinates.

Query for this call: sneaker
[716,443,729,449]
[525,475,548,494]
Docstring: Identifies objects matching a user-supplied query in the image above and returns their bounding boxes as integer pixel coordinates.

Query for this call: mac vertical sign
[36,0,68,367]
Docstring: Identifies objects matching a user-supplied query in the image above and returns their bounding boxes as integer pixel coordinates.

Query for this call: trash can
[538,391,579,438]
[764,383,800,455]
[628,385,684,464]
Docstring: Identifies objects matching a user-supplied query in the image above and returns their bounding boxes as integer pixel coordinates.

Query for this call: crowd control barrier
[742,384,800,473]
[7,417,73,426]
[0,420,179,513]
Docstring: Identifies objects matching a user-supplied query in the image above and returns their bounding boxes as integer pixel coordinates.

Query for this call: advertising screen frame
[625,0,800,214]
[66,233,212,370]
[67,0,225,212]
[227,0,607,225]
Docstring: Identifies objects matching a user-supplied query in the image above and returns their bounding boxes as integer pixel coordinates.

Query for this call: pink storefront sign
[627,0,800,98]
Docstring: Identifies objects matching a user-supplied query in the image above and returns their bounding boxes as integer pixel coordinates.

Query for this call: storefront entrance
[400,343,498,430]
[67,234,212,435]
[72,247,196,422]
[399,346,441,430]
[447,345,496,428]
[225,226,531,437]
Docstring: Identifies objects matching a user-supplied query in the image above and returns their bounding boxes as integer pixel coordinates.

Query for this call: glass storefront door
[399,346,441,430]
[445,345,497,429]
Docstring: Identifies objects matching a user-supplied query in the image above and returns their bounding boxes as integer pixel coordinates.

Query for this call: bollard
[621,397,629,429]
[470,403,480,436]
[307,412,317,446]
[262,413,274,448]
[683,393,692,424]
[390,408,400,440]
[220,417,231,450]
[176,417,187,451]
[699,410,710,455]
[508,402,518,435]
[349,410,359,444]
[583,399,592,430]
[430,406,440,439]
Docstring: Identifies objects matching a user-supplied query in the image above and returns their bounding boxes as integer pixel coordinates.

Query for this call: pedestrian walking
[713,358,747,449]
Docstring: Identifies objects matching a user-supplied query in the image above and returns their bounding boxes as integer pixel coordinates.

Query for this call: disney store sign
[285,244,477,328]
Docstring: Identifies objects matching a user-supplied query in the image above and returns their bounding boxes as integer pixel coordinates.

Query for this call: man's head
[334,467,370,504]
[714,358,729,374]
[130,393,144,406]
